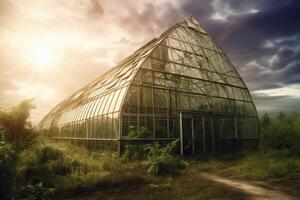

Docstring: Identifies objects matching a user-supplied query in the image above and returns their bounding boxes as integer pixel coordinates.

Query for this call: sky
[0,0,300,124]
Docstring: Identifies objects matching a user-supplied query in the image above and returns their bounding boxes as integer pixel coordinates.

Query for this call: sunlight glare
[34,47,52,66]
[31,45,58,70]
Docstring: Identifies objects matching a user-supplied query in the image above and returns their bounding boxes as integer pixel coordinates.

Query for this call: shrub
[19,182,54,200]
[122,144,146,161]
[36,146,64,164]
[19,145,75,186]
[0,141,17,200]
[144,140,185,175]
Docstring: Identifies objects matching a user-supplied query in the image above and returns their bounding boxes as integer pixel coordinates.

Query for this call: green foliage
[126,125,152,138]
[0,99,37,151]
[0,141,17,200]
[144,140,185,175]
[36,145,64,164]
[260,112,300,153]
[122,144,146,161]
[19,182,54,200]
[232,150,300,179]
[19,145,81,187]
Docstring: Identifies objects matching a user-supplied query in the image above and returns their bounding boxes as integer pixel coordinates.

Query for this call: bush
[19,182,54,200]
[36,146,64,164]
[260,112,300,153]
[122,144,146,161]
[0,142,17,200]
[19,145,75,187]
[144,140,185,175]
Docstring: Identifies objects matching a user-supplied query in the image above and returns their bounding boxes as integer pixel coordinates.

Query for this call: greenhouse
[39,17,259,155]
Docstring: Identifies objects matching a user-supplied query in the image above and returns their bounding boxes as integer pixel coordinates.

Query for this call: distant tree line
[260,112,300,153]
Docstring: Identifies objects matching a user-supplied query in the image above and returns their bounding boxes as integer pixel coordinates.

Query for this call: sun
[32,46,55,70]
[34,47,52,66]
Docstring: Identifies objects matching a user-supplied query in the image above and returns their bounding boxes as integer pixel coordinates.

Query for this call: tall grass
[17,140,147,196]
[231,150,300,179]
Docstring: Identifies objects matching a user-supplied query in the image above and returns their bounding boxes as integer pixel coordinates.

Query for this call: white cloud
[268,54,280,67]
[253,85,300,98]
[210,0,259,22]
[263,40,275,49]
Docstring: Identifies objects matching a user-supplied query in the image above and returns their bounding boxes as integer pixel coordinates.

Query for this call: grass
[17,140,254,200]
[191,159,227,171]
[11,141,300,200]
[178,149,300,181]
[15,139,300,199]
[17,139,149,198]
[229,150,300,180]
[61,167,251,200]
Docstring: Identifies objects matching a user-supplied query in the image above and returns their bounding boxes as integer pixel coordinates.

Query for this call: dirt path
[200,173,297,200]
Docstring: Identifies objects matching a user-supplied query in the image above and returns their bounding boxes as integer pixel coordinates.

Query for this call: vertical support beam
[118,111,122,156]
[234,115,238,151]
[211,118,215,153]
[167,109,170,138]
[191,116,195,155]
[234,115,238,138]
[202,116,205,153]
[118,139,122,157]
[152,73,155,138]
[179,112,183,156]
[137,87,140,134]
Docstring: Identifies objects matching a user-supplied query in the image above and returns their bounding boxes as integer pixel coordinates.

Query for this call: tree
[0,99,36,150]
[260,113,271,128]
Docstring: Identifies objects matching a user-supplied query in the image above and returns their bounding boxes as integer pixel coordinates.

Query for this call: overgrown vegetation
[144,140,186,175]
[1,99,300,199]
[0,141,17,200]
[229,112,300,179]
[188,112,300,181]
[0,100,185,200]
[231,150,300,179]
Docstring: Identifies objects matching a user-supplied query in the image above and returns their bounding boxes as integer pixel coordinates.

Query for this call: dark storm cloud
[180,0,300,112]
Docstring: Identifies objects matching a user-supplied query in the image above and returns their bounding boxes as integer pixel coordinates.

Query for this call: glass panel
[155,118,168,138]
[114,87,126,112]
[91,97,102,117]
[102,114,108,138]
[107,113,113,138]
[122,115,138,137]
[154,88,169,110]
[103,92,115,114]
[112,112,119,138]
[109,90,120,113]
[98,95,109,115]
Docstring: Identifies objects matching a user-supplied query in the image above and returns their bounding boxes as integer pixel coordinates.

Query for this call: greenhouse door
[180,114,216,155]
[193,115,215,154]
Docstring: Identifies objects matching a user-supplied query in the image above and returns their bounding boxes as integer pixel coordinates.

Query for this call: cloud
[1,0,300,123]
[210,0,259,22]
